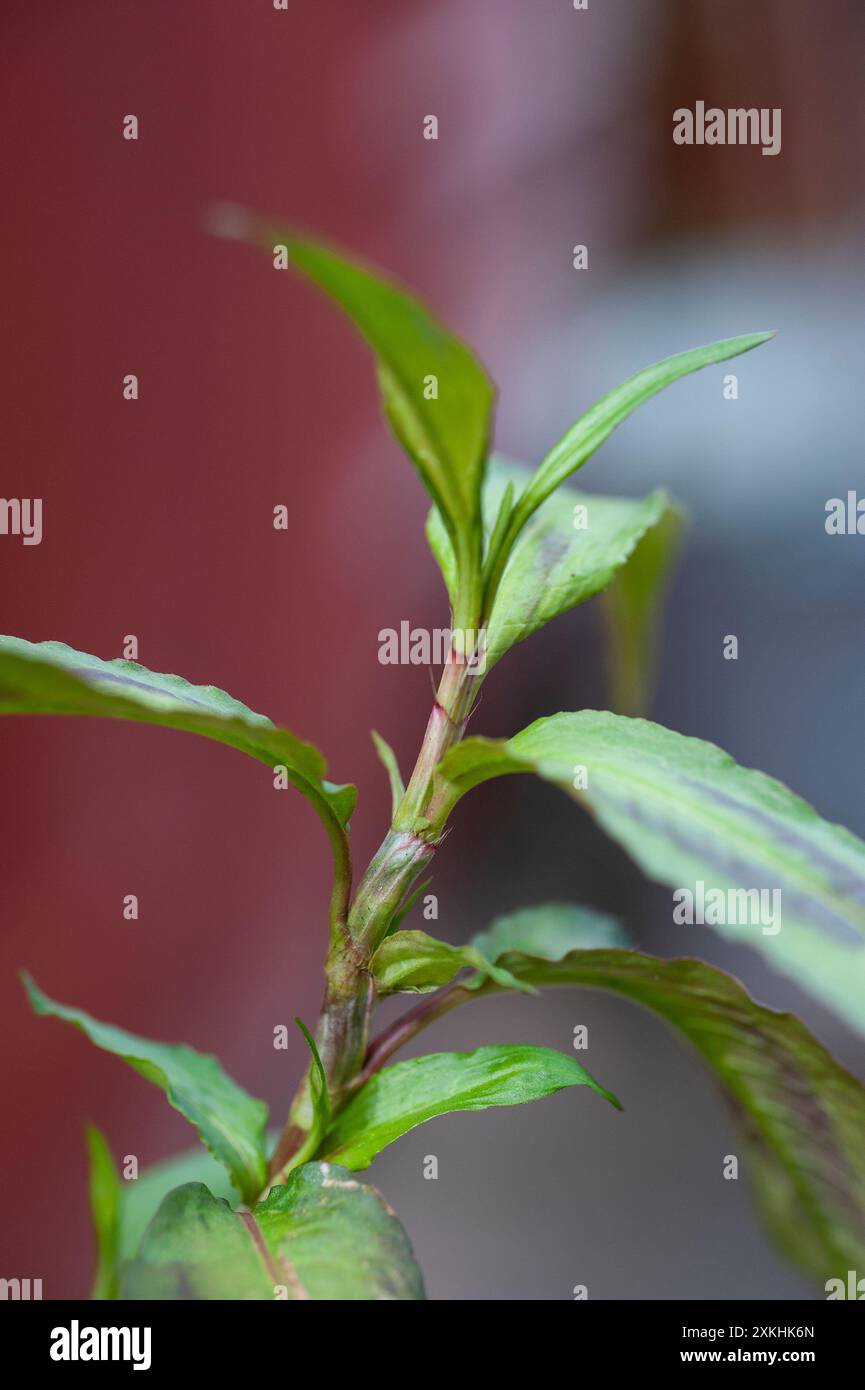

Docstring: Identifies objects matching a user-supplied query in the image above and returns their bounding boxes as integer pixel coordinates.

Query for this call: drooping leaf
[256,224,494,617]
[464,943,865,1284]
[370,928,533,995]
[436,711,865,1037]
[322,1044,621,1170]
[427,457,677,668]
[24,976,269,1203]
[121,1165,425,1300]
[602,503,683,715]
[511,333,774,529]
[0,638,355,884]
[743,1114,860,1284]
[86,1126,122,1300]
[470,901,630,968]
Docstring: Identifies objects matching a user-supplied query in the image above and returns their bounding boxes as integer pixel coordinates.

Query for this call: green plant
[5,219,865,1301]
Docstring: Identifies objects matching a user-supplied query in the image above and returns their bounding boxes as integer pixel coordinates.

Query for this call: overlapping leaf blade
[322,1044,621,1170]
[25,976,269,1202]
[120,1164,425,1300]
[85,1128,245,1297]
[120,1183,273,1300]
[436,711,865,1036]
[118,1146,241,1262]
[253,1161,425,1300]
[428,458,677,668]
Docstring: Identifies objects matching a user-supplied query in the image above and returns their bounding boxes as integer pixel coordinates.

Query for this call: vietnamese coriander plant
[6,212,865,1301]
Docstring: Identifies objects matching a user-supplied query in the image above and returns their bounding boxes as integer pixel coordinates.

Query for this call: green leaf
[86,1126,122,1300]
[120,1183,274,1300]
[121,1165,425,1300]
[371,730,405,819]
[0,638,355,905]
[436,711,865,1036]
[261,227,495,621]
[118,1147,241,1262]
[296,1017,331,1151]
[471,945,865,1284]
[602,503,683,715]
[470,901,630,966]
[482,479,516,583]
[477,336,772,620]
[89,1133,243,1299]
[370,928,534,995]
[24,976,269,1203]
[322,1044,621,1170]
[428,457,677,668]
[253,1161,425,1300]
[514,332,774,527]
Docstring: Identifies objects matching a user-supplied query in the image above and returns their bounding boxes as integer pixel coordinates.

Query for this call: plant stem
[393,640,483,834]
[346,829,437,951]
[267,635,485,1190]
[268,944,373,1182]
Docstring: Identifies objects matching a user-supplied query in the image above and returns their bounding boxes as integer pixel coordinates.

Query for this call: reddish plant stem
[267,1123,309,1182]
[267,639,486,1190]
[394,647,483,835]
[353,980,479,1088]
